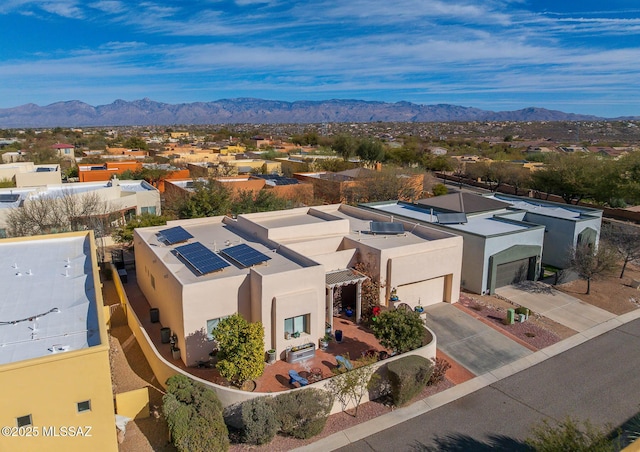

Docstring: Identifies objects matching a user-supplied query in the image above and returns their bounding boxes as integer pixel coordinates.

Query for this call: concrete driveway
[496,282,616,332]
[424,303,532,375]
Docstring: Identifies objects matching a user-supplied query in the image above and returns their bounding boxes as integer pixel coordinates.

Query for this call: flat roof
[491,194,598,220]
[137,220,305,284]
[0,180,157,206]
[0,234,101,365]
[369,202,534,236]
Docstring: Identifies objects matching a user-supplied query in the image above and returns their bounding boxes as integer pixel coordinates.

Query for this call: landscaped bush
[428,357,451,386]
[371,308,425,353]
[386,355,434,406]
[240,396,278,445]
[163,374,229,452]
[271,388,333,439]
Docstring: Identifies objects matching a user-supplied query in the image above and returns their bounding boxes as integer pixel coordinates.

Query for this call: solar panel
[158,226,193,245]
[174,242,230,275]
[436,212,468,224]
[220,243,271,267]
[370,221,405,235]
[0,194,20,203]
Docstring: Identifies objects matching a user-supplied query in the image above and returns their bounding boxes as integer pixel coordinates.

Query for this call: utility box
[504,308,515,325]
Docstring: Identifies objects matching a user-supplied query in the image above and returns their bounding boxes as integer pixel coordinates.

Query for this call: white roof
[370,202,533,236]
[0,235,101,365]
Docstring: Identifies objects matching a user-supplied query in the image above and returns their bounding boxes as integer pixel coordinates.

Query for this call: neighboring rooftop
[368,202,539,236]
[417,192,511,214]
[0,234,101,365]
[489,194,601,219]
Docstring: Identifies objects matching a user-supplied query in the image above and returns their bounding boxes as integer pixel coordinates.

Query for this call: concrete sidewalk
[496,283,616,332]
[294,308,640,452]
[424,303,532,375]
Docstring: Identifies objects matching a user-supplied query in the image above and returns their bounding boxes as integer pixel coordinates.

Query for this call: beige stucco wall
[181,274,251,365]
[15,171,61,187]
[250,265,325,358]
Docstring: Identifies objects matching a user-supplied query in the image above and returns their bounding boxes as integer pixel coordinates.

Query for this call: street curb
[293,308,640,452]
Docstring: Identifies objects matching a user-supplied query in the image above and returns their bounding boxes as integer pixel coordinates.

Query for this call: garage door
[495,258,530,289]
[396,277,445,307]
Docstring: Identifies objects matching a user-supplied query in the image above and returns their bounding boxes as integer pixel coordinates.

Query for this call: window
[206,316,229,341]
[141,206,157,215]
[17,415,32,427]
[150,274,155,289]
[77,400,91,413]
[284,314,309,336]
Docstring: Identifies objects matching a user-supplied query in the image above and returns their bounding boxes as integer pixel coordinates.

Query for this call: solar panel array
[174,242,230,275]
[436,212,468,225]
[220,243,272,267]
[159,226,193,245]
[370,221,405,235]
[0,194,20,203]
[255,174,299,185]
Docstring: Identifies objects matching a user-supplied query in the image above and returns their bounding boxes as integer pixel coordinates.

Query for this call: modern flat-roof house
[364,192,603,295]
[0,162,61,187]
[0,178,161,238]
[0,232,117,451]
[134,204,462,366]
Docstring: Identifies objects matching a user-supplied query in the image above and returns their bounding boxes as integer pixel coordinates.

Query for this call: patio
[119,270,390,393]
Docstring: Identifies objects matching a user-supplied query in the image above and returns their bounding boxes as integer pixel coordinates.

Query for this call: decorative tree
[112,213,169,248]
[212,314,265,386]
[353,261,380,323]
[370,308,424,353]
[325,355,378,417]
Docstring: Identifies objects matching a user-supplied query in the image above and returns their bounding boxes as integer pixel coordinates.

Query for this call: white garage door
[396,277,445,308]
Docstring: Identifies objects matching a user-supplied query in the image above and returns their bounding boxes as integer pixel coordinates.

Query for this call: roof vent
[49,345,70,353]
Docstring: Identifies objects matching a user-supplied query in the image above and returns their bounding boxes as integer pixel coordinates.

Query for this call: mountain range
[0,98,607,128]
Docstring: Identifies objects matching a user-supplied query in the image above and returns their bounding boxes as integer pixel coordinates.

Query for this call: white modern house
[0,178,161,238]
[363,192,603,295]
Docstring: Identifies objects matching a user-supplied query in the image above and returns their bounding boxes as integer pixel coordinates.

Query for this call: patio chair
[336,355,353,371]
[288,369,308,387]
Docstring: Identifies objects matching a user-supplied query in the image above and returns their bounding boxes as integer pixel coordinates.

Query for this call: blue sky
[1,0,639,117]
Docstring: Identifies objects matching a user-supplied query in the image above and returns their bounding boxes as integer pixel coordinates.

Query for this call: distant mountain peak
[0,98,604,128]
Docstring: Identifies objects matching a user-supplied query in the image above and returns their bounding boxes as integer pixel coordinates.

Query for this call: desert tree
[332,134,358,161]
[112,213,170,248]
[569,242,618,295]
[325,355,378,417]
[7,190,113,240]
[600,221,640,278]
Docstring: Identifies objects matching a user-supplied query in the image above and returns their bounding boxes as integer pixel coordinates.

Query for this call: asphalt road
[337,317,640,451]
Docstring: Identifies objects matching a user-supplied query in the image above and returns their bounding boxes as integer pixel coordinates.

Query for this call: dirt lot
[555,262,640,315]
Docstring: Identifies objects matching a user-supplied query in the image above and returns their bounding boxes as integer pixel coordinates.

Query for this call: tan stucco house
[134,204,463,366]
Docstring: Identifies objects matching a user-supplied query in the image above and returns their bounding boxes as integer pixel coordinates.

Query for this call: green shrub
[526,416,618,452]
[386,355,433,406]
[432,183,448,196]
[271,388,333,439]
[241,397,278,445]
[163,375,229,452]
[371,308,425,353]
